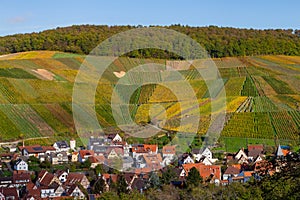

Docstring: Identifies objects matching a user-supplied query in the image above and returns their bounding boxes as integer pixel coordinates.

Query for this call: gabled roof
[248,149,263,158]
[19,145,56,153]
[13,170,31,183]
[247,144,264,152]
[66,184,82,196]
[15,158,27,165]
[107,147,124,156]
[131,144,158,153]
[224,166,240,175]
[38,170,55,186]
[65,172,87,186]
[124,173,136,184]
[182,163,221,180]
[143,153,163,170]
[102,174,118,183]
[55,170,68,178]
[131,177,146,191]
[0,187,18,199]
[54,141,69,149]
[162,146,176,155]
[79,150,94,158]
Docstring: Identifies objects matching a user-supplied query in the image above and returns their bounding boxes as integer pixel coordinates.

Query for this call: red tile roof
[65,172,86,186]
[18,145,55,153]
[131,144,158,153]
[183,163,221,180]
[38,170,55,186]
[247,144,264,152]
[0,187,18,199]
[224,166,240,175]
[79,150,94,158]
[162,146,176,155]
[102,174,118,183]
[13,170,31,184]
[143,153,163,170]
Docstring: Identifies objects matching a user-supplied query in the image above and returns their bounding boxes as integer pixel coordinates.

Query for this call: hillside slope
[0,51,299,151]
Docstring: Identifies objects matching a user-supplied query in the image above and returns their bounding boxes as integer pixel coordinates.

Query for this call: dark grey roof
[92,146,108,153]
[55,141,69,148]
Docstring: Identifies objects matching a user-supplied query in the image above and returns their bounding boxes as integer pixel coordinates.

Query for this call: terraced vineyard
[0,52,298,150]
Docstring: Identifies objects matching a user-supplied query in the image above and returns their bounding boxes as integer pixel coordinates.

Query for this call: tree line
[0,24,300,58]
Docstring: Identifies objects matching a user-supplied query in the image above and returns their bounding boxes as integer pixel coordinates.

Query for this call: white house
[198,157,213,165]
[53,141,70,153]
[107,133,122,143]
[192,147,212,162]
[55,170,69,183]
[235,149,248,163]
[14,159,28,171]
[183,155,194,164]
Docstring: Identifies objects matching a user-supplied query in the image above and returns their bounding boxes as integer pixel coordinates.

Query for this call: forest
[0,25,300,58]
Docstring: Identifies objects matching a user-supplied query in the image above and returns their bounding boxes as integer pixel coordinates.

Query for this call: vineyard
[0,51,298,147]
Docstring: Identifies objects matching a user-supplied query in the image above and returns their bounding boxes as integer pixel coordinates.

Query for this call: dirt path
[0,136,50,147]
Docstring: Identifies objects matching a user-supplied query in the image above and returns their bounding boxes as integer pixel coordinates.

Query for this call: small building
[71,152,79,162]
[14,158,28,171]
[53,141,70,153]
[0,187,19,200]
[50,152,68,165]
[12,171,31,187]
[66,184,86,199]
[65,172,90,189]
[55,170,69,183]
[223,166,240,180]
[78,150,95,163]
[19,145,56,158]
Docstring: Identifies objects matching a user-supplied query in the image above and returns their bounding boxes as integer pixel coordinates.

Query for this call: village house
[0,153,15,163]
[131,144,158,159]
[71,152,79,162]
[14,158,28,171]
[12,170,31,187]
[162,145,176,166]
[247,144,264,161]
[107,133,123,143]
[122,156,134,170]
[64,172,90,189]
[276,144,290,157]
[101,174,118,191]
[53,141,70,153]
[142,153,163,171]
[0,187,19,200]
[223,165,241,180]
[181,163,222,183]
[78,150,95,163]
[66,184,86,199]
[37,170,61,187]
[19,145,56,158]
[89,155,106,168]
[183,155,195,164]
[50,152,69,165]
[55,170,69,183]
[0,177,12,188]
[106,147,124,159]
[192,147,213,161]
[234,148,248,164]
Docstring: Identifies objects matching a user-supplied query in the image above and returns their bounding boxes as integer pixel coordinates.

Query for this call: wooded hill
[1,25,300,58]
